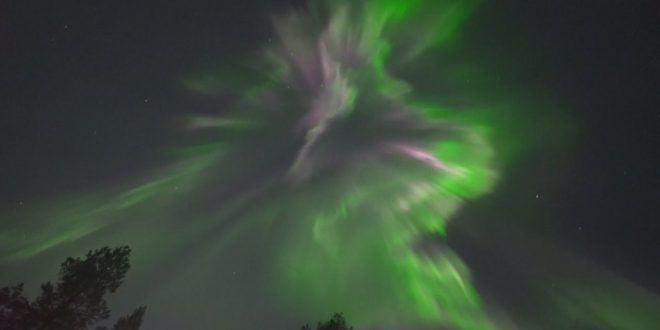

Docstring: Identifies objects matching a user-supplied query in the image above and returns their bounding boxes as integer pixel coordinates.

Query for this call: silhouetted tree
[97,306,146,330]
[301,313,353,330]
[0,246,145,330]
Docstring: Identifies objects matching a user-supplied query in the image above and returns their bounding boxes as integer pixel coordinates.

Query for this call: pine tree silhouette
[0,246,145,330]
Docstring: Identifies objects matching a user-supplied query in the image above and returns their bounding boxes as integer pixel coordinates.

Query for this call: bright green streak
[274,162,496,329]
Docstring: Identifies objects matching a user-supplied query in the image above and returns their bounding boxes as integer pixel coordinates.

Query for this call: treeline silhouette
[1,246,354,330]
[301,313,353,330]
[0,246,145,330]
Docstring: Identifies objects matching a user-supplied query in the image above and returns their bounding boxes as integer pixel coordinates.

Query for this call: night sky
[2,1,659,329]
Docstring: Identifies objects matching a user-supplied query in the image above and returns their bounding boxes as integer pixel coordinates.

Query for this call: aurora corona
[3,1,504,329]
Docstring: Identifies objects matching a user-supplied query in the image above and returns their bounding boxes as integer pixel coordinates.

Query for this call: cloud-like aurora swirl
[2,1,502,329]
[191,1,501,328]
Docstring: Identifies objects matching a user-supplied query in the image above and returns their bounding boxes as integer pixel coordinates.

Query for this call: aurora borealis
[2,0,660,329]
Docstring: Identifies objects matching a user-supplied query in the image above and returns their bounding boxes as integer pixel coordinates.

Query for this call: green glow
[2,1,500,329]
[0,154,216,263]
[7,1,649,330]
[259,3,500,328]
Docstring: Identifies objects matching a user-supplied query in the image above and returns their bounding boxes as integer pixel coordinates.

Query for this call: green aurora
[2,1,660,329]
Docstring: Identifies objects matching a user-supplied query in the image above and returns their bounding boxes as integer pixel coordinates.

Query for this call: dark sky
[494,1,660,292]
[1,0,659,326]
[1,0,304,204]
